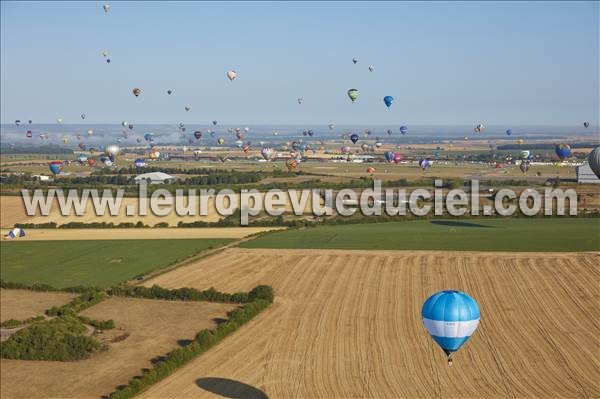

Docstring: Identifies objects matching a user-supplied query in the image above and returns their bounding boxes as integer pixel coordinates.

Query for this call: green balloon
[347,88,359,102]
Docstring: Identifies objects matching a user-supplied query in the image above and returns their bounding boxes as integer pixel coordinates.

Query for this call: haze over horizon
[1,1,598,126]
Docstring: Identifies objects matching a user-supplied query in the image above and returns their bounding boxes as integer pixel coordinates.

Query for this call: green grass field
[242,218,600,252]
[0,239,231,288]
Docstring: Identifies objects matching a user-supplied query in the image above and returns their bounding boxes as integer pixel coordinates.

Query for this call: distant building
[577,164,600,184]
[134,172,176,184]
[31,174,51,181]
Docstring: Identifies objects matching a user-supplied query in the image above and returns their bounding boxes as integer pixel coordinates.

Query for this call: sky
[1,1,598,126]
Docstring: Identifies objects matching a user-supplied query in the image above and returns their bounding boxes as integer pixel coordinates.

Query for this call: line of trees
[107,285,274,399]
[109,284,273,304]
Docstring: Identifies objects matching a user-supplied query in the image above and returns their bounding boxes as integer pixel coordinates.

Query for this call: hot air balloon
[350,134,359,144]
[236,132,244,140]
[14,120,21,126]
[520,150,530,159]
[387,129,393,136]
[383,96,394,109]
[516,139,524,145]
[56,117,63,124]
[361,143,369,152]
[121,121,128,127]
[352,57,358,64]
[520,161,530,174]
[273,131,279,136]
[347,88,359,103]
[366,167,376,174]
[194,131,202,139]
[77,154,88,164]
[226,70,237,81]
[384,151,395,163]
[48,161,64,175]
[588,147,600,178]
[217,137,225,145]
[328,123,335,130]
[242,144,250,154]
[78,142,86,150]
[26,130,33,138]
[419,158,432,171]
[103,3,110,13]
[105,144,120,161]
[184,106,190,112]
[368,65,374,72]
[149,150,160,160]
[400,125,408,135]
[81,113,86,120]
[87,129,93,136]
[100,156,113,166]
[167,89,173,95]
[297,98,303,105]
[212,120,218,126]
[474,123,484,133]
[341,146,350,154]
[134,158,147,168]
[244,127,250,132]
[375,141,383,148]
[506,129,512,136]
[393,153,403,164]
[132,88,141,97]
[286,159,299,171]
[128,124,134,130]
[555,143,572,161]
[583,122,590,128]
[261,147,275,161]
[422,290,480,366]
[218,154,229,163]
[87,158,96,167]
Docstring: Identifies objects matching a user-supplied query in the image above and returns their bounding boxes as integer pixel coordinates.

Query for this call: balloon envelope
[555,144,572,160]
[422,290,480,357]
[347,89,359,102]
[383,96,394,108]
[588,147,600,178]
[350,134,359,144]
[48,161,64,175]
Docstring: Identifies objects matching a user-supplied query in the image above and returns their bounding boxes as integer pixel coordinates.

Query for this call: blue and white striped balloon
[422,290,480,362]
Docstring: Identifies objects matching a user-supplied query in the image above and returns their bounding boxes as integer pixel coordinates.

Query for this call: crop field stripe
[241,218,600,251]
[0,239,232,288]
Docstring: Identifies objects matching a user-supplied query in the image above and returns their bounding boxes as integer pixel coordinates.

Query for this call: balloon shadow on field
[196,377,268,399]
[430,220,495,228]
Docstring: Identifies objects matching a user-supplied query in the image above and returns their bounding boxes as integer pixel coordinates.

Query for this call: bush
[0,315,45,328]
[46,289,107,317]
[0,315,102,361]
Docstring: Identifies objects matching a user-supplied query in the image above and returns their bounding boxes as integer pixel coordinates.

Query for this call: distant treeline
[497,142,599,151]
[1,145,74,155]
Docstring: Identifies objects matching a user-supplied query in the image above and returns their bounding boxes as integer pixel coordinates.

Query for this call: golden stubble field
[0,191,321,228]
[141,248,600,398]
[0,289,76,322]
[1,297,236,399]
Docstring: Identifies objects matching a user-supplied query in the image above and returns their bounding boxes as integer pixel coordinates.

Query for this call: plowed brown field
[141,248,600,398]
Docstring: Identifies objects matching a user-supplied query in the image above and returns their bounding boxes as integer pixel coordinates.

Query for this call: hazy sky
[1,1,598,126]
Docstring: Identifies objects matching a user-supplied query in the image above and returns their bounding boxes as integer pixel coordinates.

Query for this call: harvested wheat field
[0,289,76,322]
[0,191,320,228]
[0,297,236,399]
[0,227,282,241]
[142,248,600,398]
